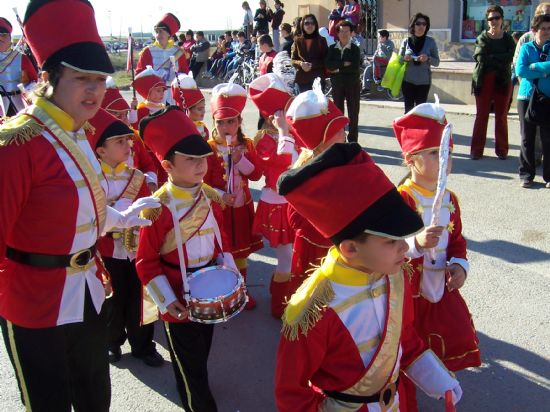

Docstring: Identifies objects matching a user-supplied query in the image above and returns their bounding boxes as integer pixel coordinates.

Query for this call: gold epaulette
[82,121,96,135]
[0,113,44,147]
[402,261,414,283]
[139,184,168,222]
[202,183,226,209]
[253,128,278,146]
[281,272,335,341]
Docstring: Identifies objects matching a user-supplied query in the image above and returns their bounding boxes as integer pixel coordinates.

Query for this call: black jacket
[325,41,361,87]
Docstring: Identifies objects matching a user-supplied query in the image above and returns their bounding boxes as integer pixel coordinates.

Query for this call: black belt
[324,378,399,405]
[160,257,215,273]
[6,245,97,269]
[0,89,21,97]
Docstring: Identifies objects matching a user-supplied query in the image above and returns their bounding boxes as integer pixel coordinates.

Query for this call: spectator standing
[280,23,294,55]
[328,0,345,40]
[271,0,285,51]
[291,14,328,92]
[515,14,550,188]
[399,13,440,113]
[513,2,550,165]
[181,29,195,61]
[326,20,361,143]
[189,31,210,79]
[242,1,254,37]
[470,5,515,160]
[342,0,361,27]
[254,0,272,36]
[257,34,278,129]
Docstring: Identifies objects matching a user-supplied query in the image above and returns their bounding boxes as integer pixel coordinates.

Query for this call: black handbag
[525,49,550,126]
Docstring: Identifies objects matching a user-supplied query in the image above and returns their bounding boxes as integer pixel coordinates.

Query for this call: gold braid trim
[402,260,414,283]
[281,277,335,341]
[0,114,44,146]
[139,183,169,222]
[202,183,226,209]
[82,121,96,135]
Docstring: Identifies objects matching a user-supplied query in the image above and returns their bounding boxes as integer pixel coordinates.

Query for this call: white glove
[217,252,239,273]
[107,196,161,230]
[277,135,295,155]
[111,198,133,212]
[450,383,463,405]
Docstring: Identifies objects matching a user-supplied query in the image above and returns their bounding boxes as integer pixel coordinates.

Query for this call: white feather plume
[273,51,296,94]
[312,77,328,111]
[105,76,117,89]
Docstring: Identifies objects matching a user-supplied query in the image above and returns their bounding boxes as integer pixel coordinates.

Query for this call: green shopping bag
[380,52,401,89]
[391,61,408,97]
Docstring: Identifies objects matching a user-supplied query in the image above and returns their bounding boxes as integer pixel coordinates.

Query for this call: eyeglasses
[304,21,315,26]
[415,21,427,26]
[487,15,502,22]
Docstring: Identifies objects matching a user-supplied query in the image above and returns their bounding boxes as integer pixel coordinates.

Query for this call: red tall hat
[87,108,133,149]
[249,73,294,118]
[171,73,205,109]
[285,83,349,150]
[393,102,453,155]
[101,77,131,112]
[23,0,113,74]
[155,13,180,36]
[277,143,424,244]
[210,83,247,120]
[132,66,166,99]
[0,18,12,34]
[140,106,212,162]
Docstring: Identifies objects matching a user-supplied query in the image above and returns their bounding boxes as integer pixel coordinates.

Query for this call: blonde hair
[535,2,550,15]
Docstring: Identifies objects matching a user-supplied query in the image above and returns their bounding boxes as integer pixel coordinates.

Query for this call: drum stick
[444,390,456,412]
[225,134,237,247]
[167,193,191,302]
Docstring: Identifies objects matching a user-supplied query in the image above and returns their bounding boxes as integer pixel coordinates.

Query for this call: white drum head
[189,267,239,298]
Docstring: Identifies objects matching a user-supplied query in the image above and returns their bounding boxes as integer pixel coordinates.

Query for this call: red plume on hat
[87,108,133,149]
[249,73,294,118]
[277,143,424,244]
[0,18,12,34]
[23,0,113,74]
[285,78,349,150]
[393,102,452,155]
[140,106,212,162]
[155,13,180,35]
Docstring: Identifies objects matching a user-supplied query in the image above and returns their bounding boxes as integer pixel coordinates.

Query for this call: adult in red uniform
[0,2,158,410]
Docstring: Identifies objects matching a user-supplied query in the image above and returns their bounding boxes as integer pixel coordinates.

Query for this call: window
[462,0,533,41]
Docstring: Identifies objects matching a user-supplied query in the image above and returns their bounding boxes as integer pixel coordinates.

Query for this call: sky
[1,0,262,37]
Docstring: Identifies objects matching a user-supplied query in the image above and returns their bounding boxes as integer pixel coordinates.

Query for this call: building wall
[380,0,452,30]
[282,0,334,28]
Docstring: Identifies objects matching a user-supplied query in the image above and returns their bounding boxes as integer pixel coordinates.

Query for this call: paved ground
[1,95,549,411]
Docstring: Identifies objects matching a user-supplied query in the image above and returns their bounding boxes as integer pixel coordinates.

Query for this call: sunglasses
[415,21,427,26]
[304,21,315,26]
[487,15,502,22]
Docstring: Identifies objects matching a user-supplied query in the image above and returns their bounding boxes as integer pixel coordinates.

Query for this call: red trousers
[471,71,512,158]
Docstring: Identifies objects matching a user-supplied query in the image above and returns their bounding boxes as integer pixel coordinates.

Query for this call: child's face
[215,116,241,144]
[410,149,452,183]
[260,42,271,53]
[96,136,132,166]
[148,86,166,103]
[188,101,206,121]
[163,154,208,187]
[378,34,388,43]
[340,235,409,275]
[110,110,131,126]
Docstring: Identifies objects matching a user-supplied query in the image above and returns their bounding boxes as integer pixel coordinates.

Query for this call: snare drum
[187,265,248,324]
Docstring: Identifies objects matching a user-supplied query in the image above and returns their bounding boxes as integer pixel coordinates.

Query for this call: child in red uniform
[171,73,209,140]
[204,82,263,309]
[393,103,481,411]
[204,83,262,310]
[277,83,350,314]
[136,107,237,411]
[102,77,158,191]
[89,109,163,367]
[249,73,298,317]
[131,67,169,185]
[275,142,463,411]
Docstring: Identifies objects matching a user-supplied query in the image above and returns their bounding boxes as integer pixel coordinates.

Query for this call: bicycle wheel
[386,88,403,101]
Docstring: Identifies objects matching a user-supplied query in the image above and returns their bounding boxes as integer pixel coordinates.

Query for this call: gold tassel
[281,278,335,341]
[202,183,226,209]
[0,115,44,147]
[402,260,414,283]
[82,121,96,135]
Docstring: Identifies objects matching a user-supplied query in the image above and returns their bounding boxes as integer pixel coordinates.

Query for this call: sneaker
[139,350,164,368]
[108,347,122,364]
[377,85,385,92]
[521,179,533,188]
[497,154,507,160]
[470,154,483,160]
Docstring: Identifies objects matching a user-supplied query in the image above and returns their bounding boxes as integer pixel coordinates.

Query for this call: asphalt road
[1,95,549,412]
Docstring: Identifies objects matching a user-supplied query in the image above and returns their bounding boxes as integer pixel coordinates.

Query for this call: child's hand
[272,110,289,135]
[131,97,138,110]
[167,300,189,320]
[447,264,466,291]
[415,225,444,250]
[222,193,236,206]
[231,146,244,163]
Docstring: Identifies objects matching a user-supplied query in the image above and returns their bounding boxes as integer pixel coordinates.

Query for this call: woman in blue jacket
[516,13,550,188]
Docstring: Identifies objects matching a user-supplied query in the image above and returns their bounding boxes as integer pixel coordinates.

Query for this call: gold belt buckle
[378,381,397,412]
[69,248,93,269]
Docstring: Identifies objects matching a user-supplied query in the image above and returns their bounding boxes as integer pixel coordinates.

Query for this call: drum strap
[167,192,191,302]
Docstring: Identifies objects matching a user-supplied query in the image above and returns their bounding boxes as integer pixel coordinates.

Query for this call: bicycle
[225,51,257,88]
